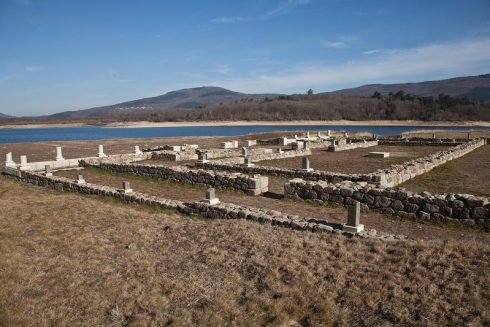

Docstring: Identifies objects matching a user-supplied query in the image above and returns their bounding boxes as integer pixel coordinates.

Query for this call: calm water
[0,125,488,144]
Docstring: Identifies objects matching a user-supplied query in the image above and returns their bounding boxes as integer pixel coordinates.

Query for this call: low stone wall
[284,179,490,227]
[327,140,378,152]
[372,138,486,187]
[14,153,151,172]
[196,161,375,183]
[378,138,465,146]
[150,150,198,161]
[3,168,377,237]
[80,161,269,195]
[211,148,312,164]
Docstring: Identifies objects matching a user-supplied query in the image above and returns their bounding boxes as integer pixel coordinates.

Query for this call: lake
[0,125,489,143]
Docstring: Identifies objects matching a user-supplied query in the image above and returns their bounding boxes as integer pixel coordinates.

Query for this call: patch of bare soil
[401,144,490,197]
[55,168,490,245]
[258,146,450,174]
[1,177,489,326]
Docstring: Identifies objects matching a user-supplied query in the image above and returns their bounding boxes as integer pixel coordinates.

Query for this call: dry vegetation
[257,145,448,174]
[401,144,490,197]
[1,177,489,326]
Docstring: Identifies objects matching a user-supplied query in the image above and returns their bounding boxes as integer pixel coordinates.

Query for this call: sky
[1,0,490,116]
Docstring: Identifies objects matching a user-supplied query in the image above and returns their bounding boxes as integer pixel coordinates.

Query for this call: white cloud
[207,38,490,93]
[323,36,358,49]
[266,0,310,17]
[323,41,347,49]
[211,16,250,23]
[25,64,43,72]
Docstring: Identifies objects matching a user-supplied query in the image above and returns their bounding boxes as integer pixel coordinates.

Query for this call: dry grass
[401,144,490,197]
[257,146,449,174]
[55,167,490,244]
[1,177,489,326]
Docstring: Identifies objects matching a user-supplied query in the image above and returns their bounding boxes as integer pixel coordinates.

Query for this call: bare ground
[257,146,449,174]
[401,144,490,197]
[0,177,489,326]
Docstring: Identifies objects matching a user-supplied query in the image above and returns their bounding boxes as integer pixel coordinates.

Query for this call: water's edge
[1,125,489,144]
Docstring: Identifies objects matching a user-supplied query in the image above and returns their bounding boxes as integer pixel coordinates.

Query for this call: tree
[372,91,382,99]
[307,89,314,95]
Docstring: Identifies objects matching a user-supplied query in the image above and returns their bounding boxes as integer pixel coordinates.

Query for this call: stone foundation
[3,168,396,238]
[284,179,490,227]
[80,161,269,195]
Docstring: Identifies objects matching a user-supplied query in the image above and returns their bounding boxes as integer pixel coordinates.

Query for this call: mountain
[49,86,278,118]
[326,74,490,101]
[0,113,14,119]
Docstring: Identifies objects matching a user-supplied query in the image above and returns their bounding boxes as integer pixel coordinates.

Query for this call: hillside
[48,87,277,118]
[327,74,490,100]
[0,113,13,119]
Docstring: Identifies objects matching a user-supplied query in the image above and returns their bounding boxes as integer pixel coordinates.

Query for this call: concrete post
[306,131,310,138]
[343,132,348,138]
[5,152,15,167]
[467,132,470,139]
[203,187,220,205]
[55,146,64,161]
[302,157,313,172]
[243,156,254,167]
[317,131,321,138]
[76,174,86,185]
[134,145,143,155]
[343,201,364,233]
[197,151,208,163]
[97,145,107,158]
[44,164,53,177]
[19,155,31,171]
[121,181,132,193]
[241,147,248,157]
[303,141,309,149]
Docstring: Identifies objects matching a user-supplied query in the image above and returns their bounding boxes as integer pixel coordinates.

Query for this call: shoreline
[1,120,489,129]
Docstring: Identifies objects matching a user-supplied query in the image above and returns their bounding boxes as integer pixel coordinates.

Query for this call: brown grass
[1,177,489,326]
[257,146,449,174]
[401,144,490,197]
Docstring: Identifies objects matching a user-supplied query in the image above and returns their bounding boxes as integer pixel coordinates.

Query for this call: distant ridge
[325,74,490,100]
[0,113,14,119]
[48,86,278,118]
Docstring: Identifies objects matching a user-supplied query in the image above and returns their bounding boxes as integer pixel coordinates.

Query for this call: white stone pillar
[19,155,31,171]
[202,187,220,205]
[97,145,107,158]
[327,130,331,137]
[44,164,53,177]
[75,174,86,185]
[302,157,313,172]
[343,201,364,233]
[5,152,15,167]
[134,145,143,155]
[56,146,64,161]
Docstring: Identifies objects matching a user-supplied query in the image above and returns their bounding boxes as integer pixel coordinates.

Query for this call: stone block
[368,152,390,158]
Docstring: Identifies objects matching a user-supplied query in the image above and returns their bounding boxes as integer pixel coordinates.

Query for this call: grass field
[1,177,489,326]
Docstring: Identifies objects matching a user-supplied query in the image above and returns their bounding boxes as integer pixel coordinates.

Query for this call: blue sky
[1,0,490,116]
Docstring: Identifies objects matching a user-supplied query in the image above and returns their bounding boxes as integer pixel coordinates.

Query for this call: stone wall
[210,148,312,164]
[196,161,374,183]
[150,150,198,161]
[372,138,486,187]
[2,168,369,237]
[284,179,490,227]
[378,138,465,146]
[80,161,269,195]
[14,152,151,172]
[327,140,378,152]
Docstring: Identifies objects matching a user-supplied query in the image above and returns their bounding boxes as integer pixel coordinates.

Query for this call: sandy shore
[1,120,489,129]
